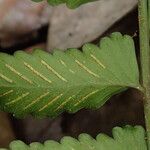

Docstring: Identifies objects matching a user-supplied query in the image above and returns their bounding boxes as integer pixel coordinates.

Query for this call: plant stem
[139,0,150,148]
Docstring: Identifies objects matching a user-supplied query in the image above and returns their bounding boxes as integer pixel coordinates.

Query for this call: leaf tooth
[0,73,13,83]
[38,93,63,112]
[41,60,68,82]
[24,62,52,84]
[6,92,30,106]
[75,59,100,78]
[5,64,33,84]
[74,90,99,107]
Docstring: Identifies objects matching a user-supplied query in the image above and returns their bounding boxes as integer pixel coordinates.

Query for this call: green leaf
[32,0,98,8]
[0,32,140,118]
[0,126,147,150]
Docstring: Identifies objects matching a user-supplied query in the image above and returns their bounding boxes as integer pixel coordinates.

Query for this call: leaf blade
[0,126,147,150]
[0,32,140,118]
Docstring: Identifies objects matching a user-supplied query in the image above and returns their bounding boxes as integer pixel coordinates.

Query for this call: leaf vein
[54,95,75,112]
[24,91,50,110]
[0,90,13,97]
[41,60,68,82]
[6,92,29,105]
[74,90,99,106]
[0,73,13,83]
[24,62,52,84]
[90,54,106,69]
[38,93,63,112]
[5,64,33,84]
[75,60,100,78]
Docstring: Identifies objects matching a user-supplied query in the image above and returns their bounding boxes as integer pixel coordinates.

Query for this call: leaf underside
[0,126,147,150]
[0,32,140,118]
[32,0,97,8]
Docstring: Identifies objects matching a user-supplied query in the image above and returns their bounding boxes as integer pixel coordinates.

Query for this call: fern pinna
[0,33,140,118]
[0,126,147,150]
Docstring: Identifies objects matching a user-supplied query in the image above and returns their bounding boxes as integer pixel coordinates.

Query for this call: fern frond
[0,32,140,118]
[0,126,147,150]
[32,0,97,8]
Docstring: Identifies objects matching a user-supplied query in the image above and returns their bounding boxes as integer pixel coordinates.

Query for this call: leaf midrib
[0,83,141,90]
